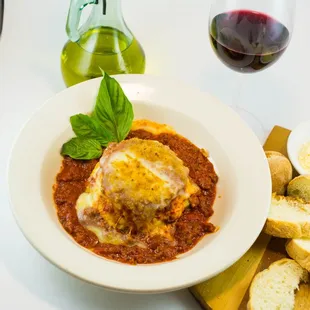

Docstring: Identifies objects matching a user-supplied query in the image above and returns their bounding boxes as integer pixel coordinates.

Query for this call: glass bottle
[61,0,146,87]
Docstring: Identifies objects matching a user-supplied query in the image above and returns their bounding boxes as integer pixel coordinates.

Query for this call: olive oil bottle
[61,0,146,87]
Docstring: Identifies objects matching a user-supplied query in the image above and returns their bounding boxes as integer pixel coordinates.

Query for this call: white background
[1,0,309,309]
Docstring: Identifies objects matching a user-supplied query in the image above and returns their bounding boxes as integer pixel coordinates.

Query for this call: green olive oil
[61,26,146,87]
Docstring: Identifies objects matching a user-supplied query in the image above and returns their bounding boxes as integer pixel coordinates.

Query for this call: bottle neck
[92,0,123,24]
[85,0,131,37]
[101,0,122,20]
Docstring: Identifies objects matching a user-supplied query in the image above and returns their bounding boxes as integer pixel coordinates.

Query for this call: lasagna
[53,120,218,264]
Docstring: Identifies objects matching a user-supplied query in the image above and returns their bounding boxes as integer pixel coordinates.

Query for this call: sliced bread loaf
[286,238,310,272]
[265,151,293,195]
[287,175,310,203]
[264,194,310,238]
[247,258,309,310]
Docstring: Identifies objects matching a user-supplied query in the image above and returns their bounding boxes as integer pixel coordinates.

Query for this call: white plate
[8,74,271,293]
[287,120,310,175]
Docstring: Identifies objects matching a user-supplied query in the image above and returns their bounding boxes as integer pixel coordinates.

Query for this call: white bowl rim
[7,74,271,293]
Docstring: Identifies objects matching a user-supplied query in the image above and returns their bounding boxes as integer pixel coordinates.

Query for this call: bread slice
[287,175,310,203]
[247,258,309,310]
[286,238,310,272]
[265,151,293,195]
[264,194,310,238]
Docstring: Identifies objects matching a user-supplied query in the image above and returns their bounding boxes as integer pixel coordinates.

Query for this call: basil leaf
[61,137,102,160]
[61,71,134,160]
[70,114,112,146]
[92,72,134,142]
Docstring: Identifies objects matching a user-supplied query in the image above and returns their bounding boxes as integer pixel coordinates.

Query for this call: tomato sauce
[53,130,218,264]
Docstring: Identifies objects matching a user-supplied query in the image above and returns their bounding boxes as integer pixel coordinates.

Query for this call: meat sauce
[53,130,218,264]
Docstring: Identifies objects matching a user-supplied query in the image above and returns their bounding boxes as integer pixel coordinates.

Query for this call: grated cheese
[298,141,310,172]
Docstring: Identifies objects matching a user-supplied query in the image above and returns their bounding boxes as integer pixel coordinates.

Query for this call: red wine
[210,10,290,73]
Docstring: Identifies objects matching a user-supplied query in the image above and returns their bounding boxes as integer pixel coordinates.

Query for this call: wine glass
[209,0,296,141]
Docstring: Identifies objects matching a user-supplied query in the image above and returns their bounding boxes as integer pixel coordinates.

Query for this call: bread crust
[286,239,310,272]
[264,218,310,239]
[287,175,310,203]
[265,151,293,195]
[264,195,310,238]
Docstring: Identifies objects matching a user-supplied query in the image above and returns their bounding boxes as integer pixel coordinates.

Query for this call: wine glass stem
[230,73,266,143]
[231,73,244,109]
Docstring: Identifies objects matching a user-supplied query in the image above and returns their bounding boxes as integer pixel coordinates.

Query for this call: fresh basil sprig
[61,138,102,160]
[70,114,112,146]
[61,72,134,160]
[92,70,134,143]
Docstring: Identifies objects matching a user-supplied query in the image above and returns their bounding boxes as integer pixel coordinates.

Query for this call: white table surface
[1,0,309,309]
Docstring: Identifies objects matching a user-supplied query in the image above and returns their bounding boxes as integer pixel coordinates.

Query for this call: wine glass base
[231,106,266,143]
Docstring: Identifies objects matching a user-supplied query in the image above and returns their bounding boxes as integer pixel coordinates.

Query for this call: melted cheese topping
[131,119,176,135]
[101,138,189,214]
[298,141,310,172]
[75,120,199,245]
